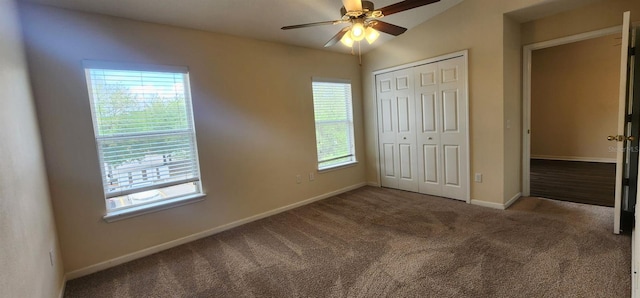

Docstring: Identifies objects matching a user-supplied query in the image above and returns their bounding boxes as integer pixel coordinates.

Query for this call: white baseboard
[65,182,367,280]
[471,192,521,210]
[504,192,521,209]
[531,155,615,163]
[470,199,505,210]
[58,276,66,298]
[633,227,639,297]
[367,181,381,187]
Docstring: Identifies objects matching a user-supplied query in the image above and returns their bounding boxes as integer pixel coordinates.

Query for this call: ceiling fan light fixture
[350,22,366,41]
[282,0,434,48]
[365,27,380,44]
[340,32,355,47]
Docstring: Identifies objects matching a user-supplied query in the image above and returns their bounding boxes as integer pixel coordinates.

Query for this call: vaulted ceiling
[19,0,608,53]
[19,0,464,53]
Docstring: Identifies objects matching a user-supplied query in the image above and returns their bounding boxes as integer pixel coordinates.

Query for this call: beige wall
[503,15,523,201]
[0,0,65,296]
[521,0,640,46]
[19,3,365,273]
[531,34,620,161]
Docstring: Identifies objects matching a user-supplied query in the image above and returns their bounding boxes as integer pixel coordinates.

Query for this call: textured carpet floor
[64,186,631,297]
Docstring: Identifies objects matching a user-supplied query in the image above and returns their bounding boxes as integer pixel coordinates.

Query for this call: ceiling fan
[281,0,441,48]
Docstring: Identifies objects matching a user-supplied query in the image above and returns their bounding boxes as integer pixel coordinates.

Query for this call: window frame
[83,60,205,221]
[311,77,357,171]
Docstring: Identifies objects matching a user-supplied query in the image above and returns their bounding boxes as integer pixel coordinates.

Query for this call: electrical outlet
[475,173,482,183]
[296,174,301,184]
[309,172,315,181]
[49,249,54,267]
[506,119,511,129]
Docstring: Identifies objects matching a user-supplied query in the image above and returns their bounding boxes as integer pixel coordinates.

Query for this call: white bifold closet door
[377,56,467,201]
[377,67,419,192]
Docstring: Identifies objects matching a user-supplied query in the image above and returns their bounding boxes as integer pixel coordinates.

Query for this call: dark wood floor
[530,159,616,207]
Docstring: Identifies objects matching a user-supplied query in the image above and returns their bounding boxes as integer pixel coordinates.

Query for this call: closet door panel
[377,73,399,188]
[380,98,394,133]
[442,89,460,133]
[439,57,468,201]
[397,96,412,133]
[394,69,419,192]
[415,63,442,196]
[399,144,414,179]
[443,145,461,186]
[423,144,439,183]
[382,143,396,178]
[421,93,437,133]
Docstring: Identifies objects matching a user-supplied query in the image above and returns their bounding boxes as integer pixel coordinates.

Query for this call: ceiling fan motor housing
[341,1,375,18]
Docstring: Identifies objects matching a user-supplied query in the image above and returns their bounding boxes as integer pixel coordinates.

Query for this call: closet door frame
[372,50,470,203]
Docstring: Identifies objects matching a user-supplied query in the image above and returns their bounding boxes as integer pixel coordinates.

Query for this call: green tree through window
[312,80,356,170]
[84,63,202,212]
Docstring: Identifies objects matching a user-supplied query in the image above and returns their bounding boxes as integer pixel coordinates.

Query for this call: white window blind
[84,62,202,212]
[312,80,356,170]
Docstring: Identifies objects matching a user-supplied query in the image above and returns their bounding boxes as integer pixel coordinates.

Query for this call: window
[84,61,203,217]
[312,79,356,170]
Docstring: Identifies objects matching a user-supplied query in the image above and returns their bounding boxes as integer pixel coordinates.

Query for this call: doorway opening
[522,14,640,235]
[528,32,622,207]
[522,26,622,212]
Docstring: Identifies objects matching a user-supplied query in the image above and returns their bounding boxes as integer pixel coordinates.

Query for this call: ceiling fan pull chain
[358,41,362,65]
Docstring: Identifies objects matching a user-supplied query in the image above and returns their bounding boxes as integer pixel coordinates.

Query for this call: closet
[376,53,468,201]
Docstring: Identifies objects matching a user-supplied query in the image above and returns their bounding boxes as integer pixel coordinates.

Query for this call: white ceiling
[19,0,464,54]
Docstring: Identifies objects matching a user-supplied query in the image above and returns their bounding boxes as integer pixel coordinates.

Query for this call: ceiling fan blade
[378,0,440,16]
[324,27,350,47]
[281,20,342,30]
[342,0,363,12]
[372,21,407,36]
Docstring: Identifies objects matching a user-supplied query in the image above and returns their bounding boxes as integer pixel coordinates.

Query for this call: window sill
[103,193,206,223]
[318,161,358,173]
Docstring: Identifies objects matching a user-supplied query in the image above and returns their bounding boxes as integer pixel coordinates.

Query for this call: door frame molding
[372,50,470,203]
[521,26,622,197]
